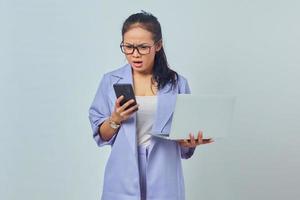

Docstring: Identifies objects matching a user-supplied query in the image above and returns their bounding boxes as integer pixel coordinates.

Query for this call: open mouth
[132,61,143,68]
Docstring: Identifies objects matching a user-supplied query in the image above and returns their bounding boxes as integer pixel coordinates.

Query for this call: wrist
[109,116,121,125]
[108,116,121,130]
[110,113,122,124]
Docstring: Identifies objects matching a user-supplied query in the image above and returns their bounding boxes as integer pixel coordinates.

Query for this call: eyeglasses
[120,41,159,55]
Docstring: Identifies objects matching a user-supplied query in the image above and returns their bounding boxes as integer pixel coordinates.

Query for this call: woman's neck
[132,69,153,79]
[132,69,158,96]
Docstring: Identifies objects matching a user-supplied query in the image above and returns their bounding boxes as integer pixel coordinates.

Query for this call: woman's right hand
[110,95,139,124]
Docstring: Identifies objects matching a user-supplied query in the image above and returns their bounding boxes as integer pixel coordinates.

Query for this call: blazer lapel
[151,92,177,134]
[109,64,137,155]
[148,82,178,157]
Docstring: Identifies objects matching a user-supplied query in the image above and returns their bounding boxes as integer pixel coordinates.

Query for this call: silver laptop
[152,94,236,140]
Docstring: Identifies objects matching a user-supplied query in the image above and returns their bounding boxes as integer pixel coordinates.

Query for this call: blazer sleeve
[88,74,117,147]
[178,75,196,159]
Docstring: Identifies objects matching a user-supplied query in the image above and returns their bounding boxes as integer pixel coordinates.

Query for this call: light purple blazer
[89,64,195,200]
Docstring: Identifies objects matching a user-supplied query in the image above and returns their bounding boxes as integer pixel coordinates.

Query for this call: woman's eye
[139,46,149,50]
[125,45,134,50]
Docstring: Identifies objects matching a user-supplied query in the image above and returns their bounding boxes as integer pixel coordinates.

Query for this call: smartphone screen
[113,84,137,108]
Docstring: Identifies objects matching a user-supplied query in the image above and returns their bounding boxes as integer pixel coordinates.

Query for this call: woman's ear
[155,40,163,52]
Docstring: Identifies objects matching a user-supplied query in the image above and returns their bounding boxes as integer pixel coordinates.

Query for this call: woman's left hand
[177,131,214,148]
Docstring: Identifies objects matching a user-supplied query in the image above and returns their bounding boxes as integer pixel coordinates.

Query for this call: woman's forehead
[123,26,154,44]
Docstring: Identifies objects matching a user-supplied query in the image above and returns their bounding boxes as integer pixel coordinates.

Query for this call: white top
[135,95,157,147]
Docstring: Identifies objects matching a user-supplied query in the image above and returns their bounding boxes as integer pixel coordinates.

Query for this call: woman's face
[122,26,162,75]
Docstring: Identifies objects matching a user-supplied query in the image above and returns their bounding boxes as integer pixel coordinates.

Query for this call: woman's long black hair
[122,11,178,91]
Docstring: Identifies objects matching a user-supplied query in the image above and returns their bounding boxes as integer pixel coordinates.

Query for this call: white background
[1,0,299,199]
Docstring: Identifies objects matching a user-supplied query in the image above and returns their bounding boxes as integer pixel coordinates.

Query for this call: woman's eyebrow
[123,42,151,46]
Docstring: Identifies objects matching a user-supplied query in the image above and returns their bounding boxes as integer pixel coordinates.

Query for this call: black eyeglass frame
[119,40,161,55]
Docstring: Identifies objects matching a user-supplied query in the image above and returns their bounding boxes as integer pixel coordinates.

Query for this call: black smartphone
[113,83,137,109]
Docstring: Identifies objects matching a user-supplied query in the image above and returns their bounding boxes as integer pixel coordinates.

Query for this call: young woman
[89,11,213,200]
